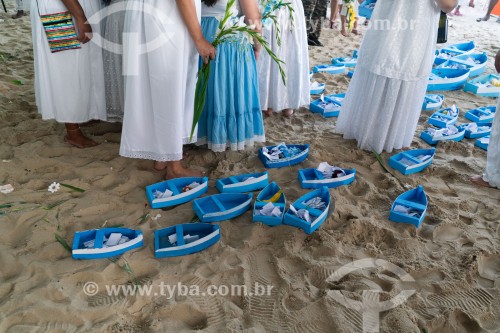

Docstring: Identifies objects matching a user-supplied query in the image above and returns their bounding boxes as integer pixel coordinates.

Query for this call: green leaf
[55,234,72,253]
[137,213,150,224]
[12,80,24,85]
[43,199,68,210]
[60,183,85,192]
[108,224,124,228]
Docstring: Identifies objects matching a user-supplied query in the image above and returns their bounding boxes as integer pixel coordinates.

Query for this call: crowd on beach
[9,0,500,189]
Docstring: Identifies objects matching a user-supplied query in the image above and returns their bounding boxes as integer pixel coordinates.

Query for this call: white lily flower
[48,182,61,193]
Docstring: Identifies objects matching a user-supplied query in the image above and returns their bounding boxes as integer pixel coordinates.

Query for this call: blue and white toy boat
[309,94,342,117]
[389,185,428,228]
[359,0,377,18]
[310,82,325,95]
[440,52,488,77]
[193,193,253,223]
[146,177,209,209]
[475,136,490,151]
[313,64,346,74]
[420,125,466,145]
[298,162,356,189]
[154,223,220,258]
[465,106,497,124]
[283,187,331,234]
[388,148,435,176]
[422,94,445,111]
[72,228,144,260]
[253,182,286,226]
[259,143,310,168]
[428,106,459,128]
[332,50,358,67]
[464,123,492,139]
[434,49,462,66]
[427,68,470,91]
[464,74,500,98]
[216,172,269,193]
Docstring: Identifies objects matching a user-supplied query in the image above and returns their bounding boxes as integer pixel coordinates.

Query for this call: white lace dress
[483,98,500,188]
[119,0,200,161]
[336,0,440,153]
[257,0,310,112]
[30,0,106,123]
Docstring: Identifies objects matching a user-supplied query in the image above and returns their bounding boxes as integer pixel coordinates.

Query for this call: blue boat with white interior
[283,187,331,234]
[146,177,209,209]
[259,143,310,168]
[388,148,435,176]
[193,193,253,223]
[253,182,286,226]
[389,185,428,228]
[216,172,269,193]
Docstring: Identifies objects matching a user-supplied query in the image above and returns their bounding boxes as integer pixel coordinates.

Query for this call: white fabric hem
[119,149,183,162]
[196,135,266,152]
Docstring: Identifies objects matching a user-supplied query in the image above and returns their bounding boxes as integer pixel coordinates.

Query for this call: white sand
[0,1,499,332]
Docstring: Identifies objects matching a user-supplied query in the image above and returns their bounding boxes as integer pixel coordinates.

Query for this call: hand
[75,18,92,44]
[496,50,500,73]
[195,38,216,64]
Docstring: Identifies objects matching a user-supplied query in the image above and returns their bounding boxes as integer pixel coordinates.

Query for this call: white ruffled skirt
[483,98,500,188]
[336,66,427,153]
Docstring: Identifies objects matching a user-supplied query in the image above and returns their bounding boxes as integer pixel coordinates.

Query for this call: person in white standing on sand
[470,50,500,189]
[119,0,215,179]
[336,0,457,154]
[258,0,310,117]
[31,0,106,148]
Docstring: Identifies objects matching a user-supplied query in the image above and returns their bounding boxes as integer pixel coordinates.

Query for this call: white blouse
[357,0,441,81]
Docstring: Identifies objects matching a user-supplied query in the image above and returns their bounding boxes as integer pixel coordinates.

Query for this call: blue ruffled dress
[197,1,265,152]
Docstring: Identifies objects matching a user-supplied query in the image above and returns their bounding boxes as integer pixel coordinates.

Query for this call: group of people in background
[25,0,500,189]
[30,0,310,178]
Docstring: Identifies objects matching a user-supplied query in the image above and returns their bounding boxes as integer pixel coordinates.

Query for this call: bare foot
[64,131,98,148]
[352,30,360,35]
[12,11,24,19]
[263,109,273,117]
[154,161,169,171]
[165,162,204,179]
[341,29,349,37]
[470,175,494,188]
[282,109,294,117]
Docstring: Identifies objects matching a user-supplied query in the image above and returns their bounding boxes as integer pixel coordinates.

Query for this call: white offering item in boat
[317,162,346,179]
[466,123,478,132]
[118,236,130,245]
[394,205,421,217]
[310,81,322,89]
[428,125,458,139]
[168,233,177,244]
[416,155,432,162]
[399,157,416,167]
[105,233,123,247]
[184,235,200,244]
[304,197,326,209]
[154,188,173,199]
[84,239,95,249]
[188,182,201,189]
[260,202,282,217]
[290,205,311,222]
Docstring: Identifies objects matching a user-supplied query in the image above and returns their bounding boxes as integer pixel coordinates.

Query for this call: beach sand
[0,1,500,332]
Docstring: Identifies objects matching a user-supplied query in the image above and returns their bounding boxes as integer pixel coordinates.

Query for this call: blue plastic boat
[464,74,500,98]
[154,223,220,258]
[442,41,475,55]
[253,182,286,226]
[427,68,470,91]
[434,49,462,66]
[420,125,466,145]
[464,123,492,139]
[313,64,346,74]
[347,70,355,78]
[283,187,331,234]
[389,185,428,228]
[259,143,310,168]
[309,95,342,117]
[193,193,253,223]
[428,107,459,128]
[464,106,497,124]
[440,52,488,77]
[388,148,435,176]
[216,172,269,193]
[422,94,445,111]
[298,167,356,189]
[310,82,326,95]
[332,50,358,67]
[359,0,377,18]
[72,228,144,260]
[475,136,490,151]
[146,177,209,209]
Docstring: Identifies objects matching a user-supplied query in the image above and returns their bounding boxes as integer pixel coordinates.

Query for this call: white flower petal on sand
[48,182,61,193]
[0,184,14,194]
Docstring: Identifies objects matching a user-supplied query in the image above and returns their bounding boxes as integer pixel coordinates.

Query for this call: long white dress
[119,0,200,162]
[483,98,500,188]
[336,0,440,153]
[257,0,310,112]
[31,0,106,123]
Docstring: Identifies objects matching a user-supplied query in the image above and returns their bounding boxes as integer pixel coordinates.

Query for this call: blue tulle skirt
[197,16,265,152]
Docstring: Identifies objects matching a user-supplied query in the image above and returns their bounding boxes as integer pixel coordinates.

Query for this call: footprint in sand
[433,225,464,242]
